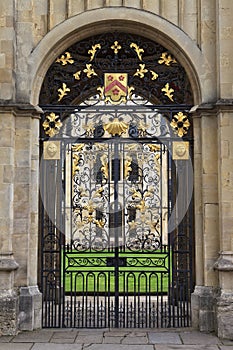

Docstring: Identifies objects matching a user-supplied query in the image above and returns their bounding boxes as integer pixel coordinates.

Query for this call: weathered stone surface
[18,286,42,331]
[216,292,233,340]
[0,294,19,335]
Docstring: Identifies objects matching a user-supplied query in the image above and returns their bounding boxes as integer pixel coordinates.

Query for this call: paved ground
[1,328,233,350]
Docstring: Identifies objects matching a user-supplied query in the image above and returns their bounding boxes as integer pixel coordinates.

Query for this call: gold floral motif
[128,221,137,230]
[111,41,121,54]
[88,43,101,61]
[134,64,148,78]
[104,118,128,136]
[130,42,144,61]
[161,83,174,101]
[58,83,70,101]
[83,200,95,214]
[150,70,159,80]
[158,52,177,66]
[143,187,154,199]
[83,64,97,78]
[136,199,147,213]
[128,86,135,99]
[131,188,142,201]
[100,154,108,179]
[73,71,81,80]
[93,187,105,198]
[72,144,84,152]
[93,219,105,228]
[97,86,104,100]
[124,156,132,178]
[170,112,190,137]
[138,121,148,136]
[56,52,74,65]
[83,122,95,137]
[148,144,160,152]
[42,112,63,137]
[72,153,81,176]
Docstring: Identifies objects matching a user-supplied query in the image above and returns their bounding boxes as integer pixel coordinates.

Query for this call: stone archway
[15,7,205,332]
[37,26,197,327]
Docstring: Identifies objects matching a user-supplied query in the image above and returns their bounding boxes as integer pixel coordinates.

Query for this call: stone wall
[0,0,232,338]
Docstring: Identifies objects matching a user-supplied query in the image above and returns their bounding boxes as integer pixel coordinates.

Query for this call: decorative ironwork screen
[39,32,194,329]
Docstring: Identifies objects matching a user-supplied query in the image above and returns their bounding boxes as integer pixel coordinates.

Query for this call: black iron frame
[39,104,194,328]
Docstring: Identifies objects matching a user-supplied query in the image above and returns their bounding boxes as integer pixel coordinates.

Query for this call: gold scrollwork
[56,52,74,65]
[148,144,160,152]
[72,153,81,176]
[72,144,84,152]
[42,112,63,137]
[58,83,70,101]
[136,199,147,213]
[93,219,105,228]
[131,188,142,201]
[158,52,177,66]
[124,156,132,178]
[100,154,108,179]
[83,64,97,78]
[97,86,104,100]
[88,43,101,61]
[128,86,135,99]
[93,187,105,198]
[150,70,159,80]
[73,71,81,80]
[134,64,148,78]
[161,83,174,101]
[138,121,148,136]
[130,42,144,61]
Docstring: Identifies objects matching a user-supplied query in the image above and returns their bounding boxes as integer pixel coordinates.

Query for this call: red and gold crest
[104,73,128,104]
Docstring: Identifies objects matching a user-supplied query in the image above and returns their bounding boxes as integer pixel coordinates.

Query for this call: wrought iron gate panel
[40,106,193,328]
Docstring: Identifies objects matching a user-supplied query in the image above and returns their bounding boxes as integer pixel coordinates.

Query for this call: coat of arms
[104,73,128,104]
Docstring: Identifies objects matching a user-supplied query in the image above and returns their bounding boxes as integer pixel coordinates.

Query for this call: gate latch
[106,257,127,267]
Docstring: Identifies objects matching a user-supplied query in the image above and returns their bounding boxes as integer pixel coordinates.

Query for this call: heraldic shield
[104,73,128,104]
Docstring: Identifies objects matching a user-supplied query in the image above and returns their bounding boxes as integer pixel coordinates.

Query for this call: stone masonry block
[0,294,19,335]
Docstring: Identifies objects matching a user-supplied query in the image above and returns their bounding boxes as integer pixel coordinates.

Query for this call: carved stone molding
[214,251,233,272]
[0,103,43,118]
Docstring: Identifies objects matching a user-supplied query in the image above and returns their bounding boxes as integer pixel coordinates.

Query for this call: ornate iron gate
[39,32,194,328]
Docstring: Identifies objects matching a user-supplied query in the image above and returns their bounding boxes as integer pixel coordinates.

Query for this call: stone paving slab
[75,333,103,343]
[179,331,221,345]
[219,347,233,350]
[82,345,154,350]
[0,344,33,350]
[154,346,219,350]
[12,330,53,343]
[31,344,82,350]
[148,332,182,344]
[0,336,13,343]
[122,334,148,344]
[103,336,123,343]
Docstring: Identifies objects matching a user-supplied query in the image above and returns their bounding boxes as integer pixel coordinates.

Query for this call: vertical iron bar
[113,138,119,327]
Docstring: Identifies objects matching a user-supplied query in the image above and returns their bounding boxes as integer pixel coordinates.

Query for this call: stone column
[215,101,233,339]
[191,105,220,333]
[0,104,42,334]
[0,107,19,335]
[214,0,233,340]
[12,105,42,331]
